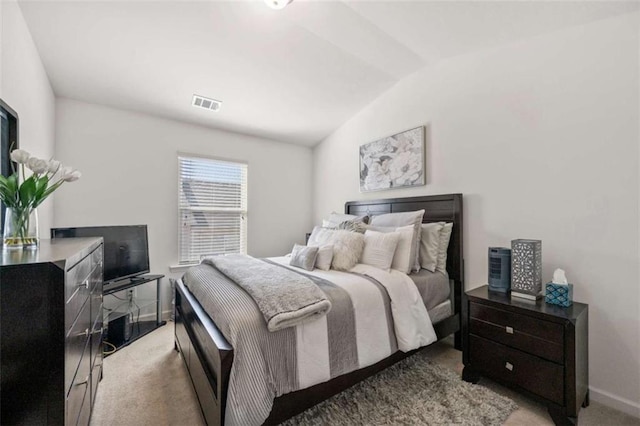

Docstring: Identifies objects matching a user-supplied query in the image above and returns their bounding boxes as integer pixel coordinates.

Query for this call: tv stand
[103,274,166,355]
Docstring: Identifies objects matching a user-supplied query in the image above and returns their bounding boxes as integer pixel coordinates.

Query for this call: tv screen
[51,225,150,283]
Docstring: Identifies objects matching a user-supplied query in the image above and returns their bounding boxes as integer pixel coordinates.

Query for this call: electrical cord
[103,340,117,355]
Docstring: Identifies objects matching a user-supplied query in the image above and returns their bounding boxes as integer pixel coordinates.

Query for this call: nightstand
[462,286,589,425]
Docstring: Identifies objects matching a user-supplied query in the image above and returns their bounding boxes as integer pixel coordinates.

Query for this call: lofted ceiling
[18,0,639,146]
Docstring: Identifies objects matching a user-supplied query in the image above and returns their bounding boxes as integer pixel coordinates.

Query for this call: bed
[174,193,464,425]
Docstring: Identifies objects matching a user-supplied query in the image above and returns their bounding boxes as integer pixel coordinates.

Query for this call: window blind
[178,155,248,265]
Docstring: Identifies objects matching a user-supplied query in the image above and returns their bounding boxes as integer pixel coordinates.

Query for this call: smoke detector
[192,95,222,112]
[265,0,293,9]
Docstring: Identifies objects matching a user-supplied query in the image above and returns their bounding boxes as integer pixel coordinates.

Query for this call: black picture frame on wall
[0,99,19,231]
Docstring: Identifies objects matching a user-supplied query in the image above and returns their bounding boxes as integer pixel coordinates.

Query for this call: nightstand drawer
[470,335,564,404]
[470,302,564,344]
[470,318,563,363]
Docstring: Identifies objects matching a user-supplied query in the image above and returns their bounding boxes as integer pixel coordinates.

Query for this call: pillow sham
[390,225,415,274]
[419,222,444,272]
[314,244,334,271]
[363,224,414,274]
[436,223,453,274]
[369,209,425,272]
[361,230,400,271]
[289,244,319,271]
[307,226,333,247]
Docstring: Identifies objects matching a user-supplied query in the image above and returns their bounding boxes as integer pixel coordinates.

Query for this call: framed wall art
[359,126,425,192]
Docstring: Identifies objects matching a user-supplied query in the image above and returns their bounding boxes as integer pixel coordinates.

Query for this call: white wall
[1,0,56,233]
[314,12,640,417]
[54,98,313,313]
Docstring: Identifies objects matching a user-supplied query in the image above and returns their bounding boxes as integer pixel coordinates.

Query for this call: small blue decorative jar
[545,282,573,307]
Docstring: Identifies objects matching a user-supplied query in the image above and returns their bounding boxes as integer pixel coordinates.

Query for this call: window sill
[169,263,198,273]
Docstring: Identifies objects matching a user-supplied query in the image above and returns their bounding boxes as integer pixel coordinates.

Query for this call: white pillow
[436,223,453,274]
[329,230,365,271]
[390,226,414,274]
[361,230,400,271]
[419,222,444,272]
[307,226,333,246]
[314,244,334,271]
[369,209,425,272]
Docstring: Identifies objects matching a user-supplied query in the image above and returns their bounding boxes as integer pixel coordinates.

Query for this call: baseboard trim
[590,386,640,419]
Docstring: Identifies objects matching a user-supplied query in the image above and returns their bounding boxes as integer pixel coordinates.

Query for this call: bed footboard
[175,279,233,426]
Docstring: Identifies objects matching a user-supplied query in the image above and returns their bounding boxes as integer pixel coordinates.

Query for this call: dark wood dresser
[0,238,103,425]
[462,286,588,425]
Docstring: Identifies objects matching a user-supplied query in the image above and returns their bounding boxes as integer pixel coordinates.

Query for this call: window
[178,155,247,265]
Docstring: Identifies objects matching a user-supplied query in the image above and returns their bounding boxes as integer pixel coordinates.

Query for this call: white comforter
[271,257,437,389]
[185,257,438,426]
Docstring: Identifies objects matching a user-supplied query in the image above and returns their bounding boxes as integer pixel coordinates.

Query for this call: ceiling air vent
[192,94,222,112]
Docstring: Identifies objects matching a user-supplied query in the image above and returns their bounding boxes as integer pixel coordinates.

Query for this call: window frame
[177,153,248,265]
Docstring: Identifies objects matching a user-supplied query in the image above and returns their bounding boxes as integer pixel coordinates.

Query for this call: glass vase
[3,207,39,250]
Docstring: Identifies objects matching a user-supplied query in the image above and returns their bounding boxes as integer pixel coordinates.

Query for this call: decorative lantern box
[510,239,542,300]
[545,283,573,307]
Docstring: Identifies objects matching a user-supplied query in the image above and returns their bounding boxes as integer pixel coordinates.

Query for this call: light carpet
[92,323,640,426]
[281,350,517,426]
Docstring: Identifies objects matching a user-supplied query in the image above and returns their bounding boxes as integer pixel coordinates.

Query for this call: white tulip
[62,168,81,182]
[27,157,49,174]
[47,160,62,174]
[10,149,31,164]
[59,166,73,178]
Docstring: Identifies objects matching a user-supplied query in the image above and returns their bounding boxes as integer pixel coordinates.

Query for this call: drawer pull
[75,376,89,386]
[78,279,89,289]
[505,362,514,371]
[76,328,89,338]
[505,326,514,334]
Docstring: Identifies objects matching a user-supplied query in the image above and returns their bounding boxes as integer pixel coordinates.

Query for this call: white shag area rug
[282,350,518,426]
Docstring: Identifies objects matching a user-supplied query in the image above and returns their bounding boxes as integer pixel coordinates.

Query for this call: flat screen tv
[1,99,19,231]
[51,225,150,284]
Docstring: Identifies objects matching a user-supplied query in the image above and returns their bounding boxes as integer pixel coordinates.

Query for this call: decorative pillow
[314,244,334,271]
[390,225,415,274]
[361,230,400,271]
[329,230,365,271]
[289,244,319,271]
[325,212,368,228]
[419,222,444,272]
[308,227,365,271]
[436,223,453,274]
[307,226,334,247]
[370,209,425,272]
[337,220,367,234]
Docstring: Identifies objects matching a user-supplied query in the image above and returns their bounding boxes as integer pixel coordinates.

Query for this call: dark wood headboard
[345,194,464,322]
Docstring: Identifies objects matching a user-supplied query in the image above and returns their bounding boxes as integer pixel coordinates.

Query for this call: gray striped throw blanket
[202,254,332,332]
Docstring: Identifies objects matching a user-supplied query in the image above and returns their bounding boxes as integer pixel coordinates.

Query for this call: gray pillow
[419,222,444,272]
[337,220,367,233]
[325,212,369,227]
[289,244,319,271]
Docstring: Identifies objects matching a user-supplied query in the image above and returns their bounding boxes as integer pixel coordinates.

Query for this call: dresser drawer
[470,302,564,344]
[90,305,103,369]
[65,259,93,331]
[91,362,102,410]
[66,339,91,426]
[470,335,564,404]
[65,299,91,392]
[89,246,103,294]
[470,318,563,363]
